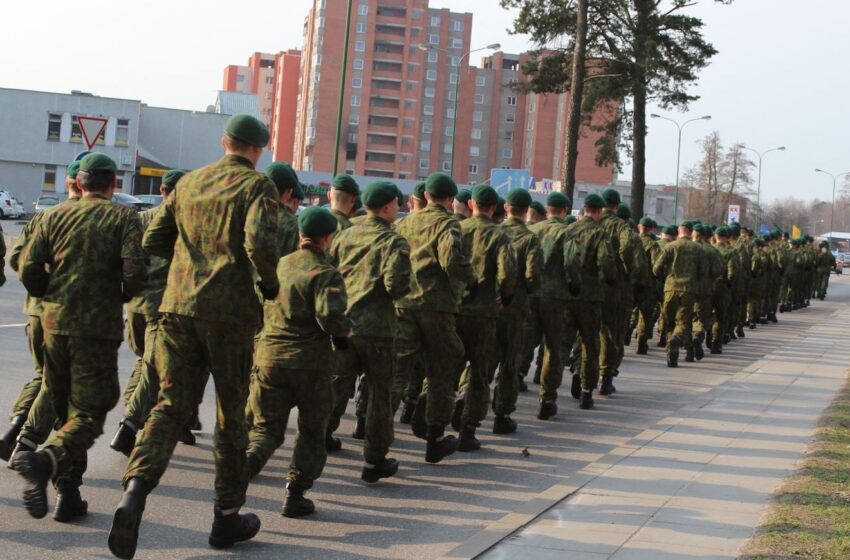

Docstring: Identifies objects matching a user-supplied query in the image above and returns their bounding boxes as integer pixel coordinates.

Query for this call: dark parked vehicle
[113,192,153,212]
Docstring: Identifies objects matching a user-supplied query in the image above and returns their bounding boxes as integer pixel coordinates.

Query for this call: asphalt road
[1,225,847,559]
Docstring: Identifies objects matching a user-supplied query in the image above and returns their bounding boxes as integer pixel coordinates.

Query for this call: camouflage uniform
[712,243,736,344]
[124,154,280,513]
[748,247,768,323]
[326,216,411,464]
[694,240,722,343]
[247,243,351,488]
[456,214,517,429]
[816,248,835,299]
[20,193,145,487]
[635,233,661,349]
[277,205,300,257]
[517,220,546,383]
[653,237,703,361]
[392,203,473,437]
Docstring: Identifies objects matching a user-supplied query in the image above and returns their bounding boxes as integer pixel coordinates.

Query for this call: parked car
[0,190,25,219]
[137,194,163,207]
[33,194,62,213]
[834,252,849,274]
[112,192,153,212]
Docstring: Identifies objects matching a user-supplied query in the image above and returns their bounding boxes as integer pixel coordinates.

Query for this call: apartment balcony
[364,151,397,164]
[375,5,407,19]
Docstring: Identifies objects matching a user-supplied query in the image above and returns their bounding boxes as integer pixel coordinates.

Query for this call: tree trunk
[630,0,651,220]
[561,0,588,202]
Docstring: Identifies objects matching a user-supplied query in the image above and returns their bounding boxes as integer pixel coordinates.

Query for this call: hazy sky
[2,0,848,201]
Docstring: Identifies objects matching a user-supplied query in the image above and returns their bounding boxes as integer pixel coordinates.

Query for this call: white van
[0,190,25,219]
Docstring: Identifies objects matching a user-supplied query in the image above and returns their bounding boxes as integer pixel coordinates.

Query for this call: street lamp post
[814,168,850,246]
[650,113,711,223]
[740,145,785,232]
[418,42,500,176]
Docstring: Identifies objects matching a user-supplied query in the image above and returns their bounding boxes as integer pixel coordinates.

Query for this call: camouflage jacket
[629,229,653,290]
[652,237,703,294]
[331,208,354,232]
[277,204,300,257]
[500,216,542,315]
[254,243,352,370]
[532,217,582,301]
[458,214,517,318]
[817,250,836,271]
[126,205,171,317]
[143,155,280,335]
[20,193,145,340]
[599,210,636,286]
[566,217,616,302]
[329,215,411,338]
[395,202,474,313]
[699,241,723,296]
[715,243,737,288]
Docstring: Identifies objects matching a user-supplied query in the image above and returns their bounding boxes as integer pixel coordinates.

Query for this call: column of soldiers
[0,113,836,559]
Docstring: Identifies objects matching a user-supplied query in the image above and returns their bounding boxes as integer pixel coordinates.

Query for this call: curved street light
[814,168,850,245]
[740,145,785,232]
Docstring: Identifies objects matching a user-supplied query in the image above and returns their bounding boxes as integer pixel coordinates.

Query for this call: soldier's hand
[568,282,581,297]
[332,336,350,351]
[257,280,279,301]
[462,283,479,304]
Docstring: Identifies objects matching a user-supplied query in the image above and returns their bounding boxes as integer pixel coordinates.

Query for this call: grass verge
[740,375,850,559]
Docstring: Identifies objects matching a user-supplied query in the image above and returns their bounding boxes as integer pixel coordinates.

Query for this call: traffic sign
[490,168,531,196]
[727,204,740,223]
[77,116,108,150]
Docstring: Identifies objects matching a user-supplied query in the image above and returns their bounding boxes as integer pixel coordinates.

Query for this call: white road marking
[0,323,26,328]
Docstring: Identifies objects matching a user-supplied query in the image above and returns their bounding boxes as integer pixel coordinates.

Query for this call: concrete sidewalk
[468,292,850,559]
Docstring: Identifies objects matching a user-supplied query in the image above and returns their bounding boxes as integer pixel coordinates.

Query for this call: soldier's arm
[618,227,634,275]
[496,235,518,303]
[315,270,353,338]
[19,218,51,297]
[121,212,148,299]
[652,244,669,279]
[9,215,39,273]
[143,193,178,259]
[562,234,582,292]
[525,237,543,294]
[244,179,282,298]
[382,236,412,301]
[437,222,474,285]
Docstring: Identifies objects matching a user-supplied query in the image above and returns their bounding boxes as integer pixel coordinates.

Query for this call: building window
[411,28,419,37]
[425,87,435,98]
[430,15,440,26]
[449,73,458,84]
[450,56,460,66]
[352,77,362,88]
[353,59,364,70]
[474,94,484,104]
[420,140,431,151]
[442,161,451,172]
[347,132,358,143]
[43,165,57,190]
[404,117,415,129]
[452,38,463,49]
[507,96,517,106]
[419,158,429,169]
[412,8,422,18]
[446,108,455,119]
[443,143,452,154]
[445,126,453,137]
[356,22,366,33]
[448,91,456,101]
[406,81,416,91]
[505,130,513,141]
[476,76,486,87]
[470,146,480,157]
[471,128,482,139]
[426,69,437,81]
[453,20,464,32]
[236,74,245,83]
[355,40,365,52]
[502,147,513,158]
[358,3,368,15]
[422,121,432,133]
[423,104,434,116]
[47,113,62,141]
[349,112,360,124]
[427,51,438,63]
[469,163,479,174]
[473,111,483,122]
[351,95,360,107]
[506,113,515,123]
[116,118,130,146]
[116,174,125,192]
[429,34,439,45]
[405,99,415,109]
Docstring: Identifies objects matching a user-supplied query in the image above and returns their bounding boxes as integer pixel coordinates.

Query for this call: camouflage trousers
[565,301,602,394]
[9,315,45,420]
[17,316,61,448]
[328,337,395,464]
[123,315,162,427]
[711,289,732,341]
[747,293,766,323]
[456,315,498,428]
[124,313,252,512]
[635,289,659,345]
[661,291,695,352]
[247,366,332,489]
[123,311,147,405]
[693,294,713,336]
[392,308,465,431]
[490,312,524,416]
[42,334,121,487]
[517,299,543,380]
[391,355,425,414]
[537,298,568,403]
[817,270,831,298]
[600,285,629,379]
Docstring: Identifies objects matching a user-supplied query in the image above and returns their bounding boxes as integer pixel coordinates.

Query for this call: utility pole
[332,0,354,176]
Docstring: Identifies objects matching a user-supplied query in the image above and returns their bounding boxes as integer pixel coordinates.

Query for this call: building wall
[222,65,253,94]
[270,50,302,162]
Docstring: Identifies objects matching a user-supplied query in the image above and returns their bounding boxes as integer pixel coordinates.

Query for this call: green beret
[729,221,741,231]
[601,188,621,206]
[494,197,506,218]
[298,206,337,237]
[265,162,299,192]
[362,181,399,208]
[79,152,117,173]
[754,237,766,247]
[224,114,269,147]
[639,216,654,227]
[546,192,570,209]
[472,183,499,206]
[566,215,578,225]
[292,183,305,200]
[661,225,677,236]
[455,189,472,204]
[715,226,731,237]
[162,169,187,188]
[505,188,532,207]
[332,174,360,196]
[425,172,458,198]
[530,201,546,215]
[66,161,81,179]
[679,221,694,231]
[583,193,605,209]
[820,240,830,248]
[412,181,427,200]
[616,203,631,220]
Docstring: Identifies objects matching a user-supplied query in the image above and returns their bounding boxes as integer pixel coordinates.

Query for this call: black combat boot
[667,337,680,368]
[658,333,667,348]
[12,450,53,519]
[189,408,202,431]
[492,414,517,434]
[110,419,138,457]
[425,426,458,464]
[769,312,778,323]
[410,394,428,440]
[0,415,26,462]
[685,345,695,363]
[450,398,465,432]
[178,424,196,446]
[736,324,745,338]
[325,429,342,452]
[693,339,704,361]
[636,339,649,355]
[352,413,366,440]
[517,376,528,393]
[570,373,582,399]
[579,391,594,410]
[398,396,416,425]
[723,333,731,344]
[705,331,713,349]
[457,426,481,452]
[108,478,149,560]
[749,320,757,330]
[209,508,261,549]
[282,481,315,518]
[537,400,558,420]
[599,377,615,396]
[54,480,88,522]
[7,438,36,470]
[361,457,399,483]
[710,339,723,355]
[759,316,769,325]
